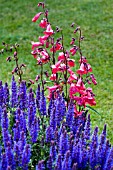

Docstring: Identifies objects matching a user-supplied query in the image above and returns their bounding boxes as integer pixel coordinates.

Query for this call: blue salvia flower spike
[30,117,39,143]
[36,84,41,110]
[3,82,9,106]
[55,154,62,170]
[104,146,113,170]
[13,141,21,167]
[36,160,45,170]
[13,120,20,142]
[84,114,91,141]
[46,125,54,143]
[40,88,46,116]
[22,144,31,170]
[50,140,57,161]
[0,80,4,107]
[89,126,98,169]
[6,141,15,170]
[1,153,7,170]
[47,155,53,170]
[11,76,18,107]
[50,107,56,131]
[62,150,71,170]
[66,101,74,130]
[19,80,28,110]
[59,130,69,158]
[1,107,9,129]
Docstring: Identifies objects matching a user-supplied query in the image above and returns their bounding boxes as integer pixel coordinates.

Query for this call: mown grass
[0,0,113,143]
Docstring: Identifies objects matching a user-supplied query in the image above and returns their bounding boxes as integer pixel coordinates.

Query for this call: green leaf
[86,105,101,116]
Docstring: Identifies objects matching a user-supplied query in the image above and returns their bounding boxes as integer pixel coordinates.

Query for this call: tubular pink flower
[31,42,43,50]
[50,43,62,52]
[51,60,62,74]
[76,78,86,90]
[90,74,97,85]
[79,56,87,63]
[39,35,49,44]
[50,74,57,81]
[67,59,75,67]
[32,12,43,22]
[39,18,48,28]
[44,24,54,36]
[58,52,65,61]
[68,73,77,83]
[76,62,92,75]
[70,46,77,56]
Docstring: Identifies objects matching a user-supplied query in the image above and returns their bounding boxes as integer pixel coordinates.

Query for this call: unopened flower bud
[56,26,60,32]
[38,2,45,8]
[45,10,48,17]
[29,79,34,84]
[71,22,75,27]
[80,36,84,41]
[14,51,17,57]
[44,71,49,77]
[12,67,18,74]
[74,26,80,33]
[6,56,11,62]
[10,46,13,52]
[35,75,40,81]
[20,63,26,68]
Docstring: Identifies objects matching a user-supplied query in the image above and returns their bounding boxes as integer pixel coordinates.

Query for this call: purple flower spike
[22,144,31,170]
[50,107,56,130]
[0,80,4,107]
[11,76,18,107]
[72,163,78,170]
[50,140,57,160]
[46,125,54,143]
[89,126,99,169]
[66,101,74,129]
[3,82,9,106]
[55,154,62,170]
[84,114,91,141]
[47,155,53,170]
[19,81,28,109]
[36,84,41,110]
[62,150,71,170]
[104,146,113,170]
[59,130,69,157]
[13,141,21,167]
[36,160,45,170]
[6,142,15,169]
[1,107,9,129]
[13,120,20,142]
[1,153,7,169]
[30,117,39,143]
[40,89,46,116]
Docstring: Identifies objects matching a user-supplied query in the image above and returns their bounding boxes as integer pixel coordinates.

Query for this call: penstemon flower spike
[31,1,97,117]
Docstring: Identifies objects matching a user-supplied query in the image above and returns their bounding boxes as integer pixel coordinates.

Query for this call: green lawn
[0,0,113,143]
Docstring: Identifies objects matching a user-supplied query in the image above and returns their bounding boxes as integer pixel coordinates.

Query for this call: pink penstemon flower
[50,42,62,53]
[76,62,92,75]
[31,41,44,50]
[39,35,49,44]
[70,45,78,56]
[39,18,48,28]
[32,12,43,22]
[43,24,54,36]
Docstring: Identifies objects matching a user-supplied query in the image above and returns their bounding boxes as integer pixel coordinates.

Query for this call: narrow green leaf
[86,105,101,115]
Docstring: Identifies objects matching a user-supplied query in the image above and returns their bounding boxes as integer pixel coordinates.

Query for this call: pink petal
[32,12,43,22]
